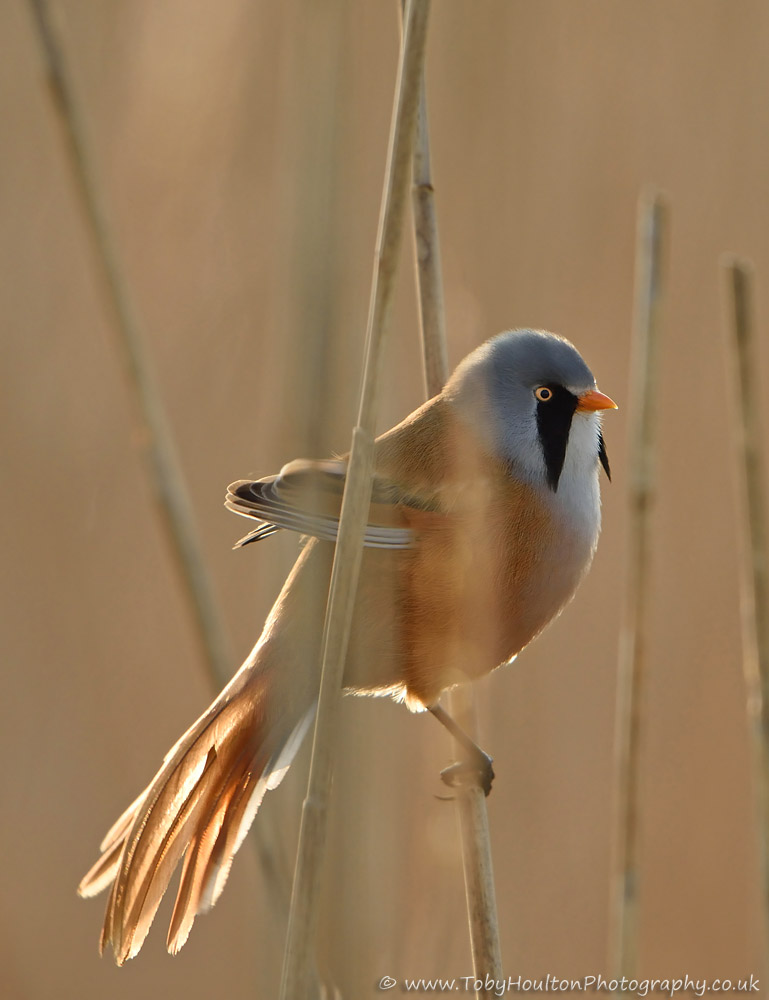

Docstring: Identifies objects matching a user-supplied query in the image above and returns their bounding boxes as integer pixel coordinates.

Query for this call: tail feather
[199,770,263,911]
[78,791,148,900]
[105,745,221,962]
[99,792,147,855]
[79,656,313,964]
[78,838,126,900]
[167,754,260,954]
[166,700,317,954]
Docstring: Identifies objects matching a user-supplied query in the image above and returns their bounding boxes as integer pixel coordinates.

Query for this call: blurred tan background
[3,1,768,996]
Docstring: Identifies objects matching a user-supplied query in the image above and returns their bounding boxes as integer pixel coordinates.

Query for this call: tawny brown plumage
[79,329,615,962]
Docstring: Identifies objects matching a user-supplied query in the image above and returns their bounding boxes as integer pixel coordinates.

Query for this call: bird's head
[446,329,617,492]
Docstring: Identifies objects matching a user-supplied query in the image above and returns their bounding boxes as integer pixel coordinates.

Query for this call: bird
[78,328,616,963]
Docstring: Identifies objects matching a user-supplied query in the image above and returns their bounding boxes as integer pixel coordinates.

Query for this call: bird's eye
[535,386,553,402]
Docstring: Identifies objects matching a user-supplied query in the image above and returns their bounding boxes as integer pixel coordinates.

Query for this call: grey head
[445,329,613,491]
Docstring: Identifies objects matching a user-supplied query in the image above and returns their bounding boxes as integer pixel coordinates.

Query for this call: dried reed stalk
[27,0,232,689]
[28,0,294,932]
[723,259,769,970]
[278,3,431,996]
[411,80,449,396]
[407,32,503,995]
[271,1,347,933]
[611,192,669,981]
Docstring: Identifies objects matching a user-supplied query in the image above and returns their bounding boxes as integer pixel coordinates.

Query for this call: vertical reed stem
[612,192,669,982]
[411,78,449,397]
[406,17,503,994]
[723,259,769,974]
[278,4,431,996]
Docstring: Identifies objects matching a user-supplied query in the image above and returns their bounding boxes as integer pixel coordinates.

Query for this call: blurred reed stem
[278,2,431,996]
[405,10,503,991]
[28,0,294,942]
[723,259,769,973]
[27,0,232,689]
[611,192,669,981]
[264,1,348,942]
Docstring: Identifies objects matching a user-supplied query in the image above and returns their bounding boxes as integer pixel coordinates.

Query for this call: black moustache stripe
[598,430,611,481]
[536,385,579,491]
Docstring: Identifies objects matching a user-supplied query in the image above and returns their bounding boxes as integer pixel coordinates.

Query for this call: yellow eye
[535,386,553,402]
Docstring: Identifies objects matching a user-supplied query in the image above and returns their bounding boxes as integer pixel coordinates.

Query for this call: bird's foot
[439,751,495,797]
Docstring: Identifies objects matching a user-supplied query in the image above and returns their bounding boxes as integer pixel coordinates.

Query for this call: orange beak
[576,388,618,413]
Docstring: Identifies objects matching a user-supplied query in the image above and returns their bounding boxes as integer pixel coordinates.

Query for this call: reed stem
[27,0,300,935]
[723,258,769,976]
[611,191,669,982]
[406,15,503,993]
[27,0,232,688]
[278,4,431,996]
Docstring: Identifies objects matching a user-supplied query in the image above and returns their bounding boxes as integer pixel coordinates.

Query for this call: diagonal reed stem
[27,0,232,689]
[611,191,669,982]
[723,259,769,976]
[278,3,431,996]
[28,0,298,939]
[406,18,503,994]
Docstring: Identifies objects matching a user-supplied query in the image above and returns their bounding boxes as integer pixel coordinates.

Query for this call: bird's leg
[429,703,495,796]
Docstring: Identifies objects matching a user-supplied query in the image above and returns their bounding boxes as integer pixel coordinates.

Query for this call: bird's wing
[226,396,465,550]
[225,458,427,550]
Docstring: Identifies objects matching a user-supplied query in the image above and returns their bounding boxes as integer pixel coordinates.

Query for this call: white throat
[549,412,602,547]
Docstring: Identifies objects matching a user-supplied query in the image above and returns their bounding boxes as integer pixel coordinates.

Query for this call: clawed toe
[439,754,495,796]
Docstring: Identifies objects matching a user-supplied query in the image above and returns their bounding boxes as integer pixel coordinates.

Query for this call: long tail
[78,646,315,964]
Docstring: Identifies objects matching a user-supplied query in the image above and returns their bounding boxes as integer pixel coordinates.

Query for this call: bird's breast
[388,473,599,707]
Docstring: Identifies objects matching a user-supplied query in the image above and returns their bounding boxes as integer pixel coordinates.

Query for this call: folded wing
[225,458,417,549]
